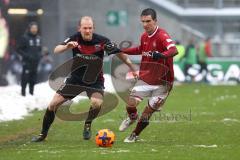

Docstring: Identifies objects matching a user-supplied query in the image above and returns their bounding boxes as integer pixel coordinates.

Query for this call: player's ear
[154,18,157,22]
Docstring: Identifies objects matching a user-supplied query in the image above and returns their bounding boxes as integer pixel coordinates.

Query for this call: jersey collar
[148,26,158,38]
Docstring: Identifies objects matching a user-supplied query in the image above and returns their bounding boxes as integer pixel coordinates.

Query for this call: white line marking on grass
[151,149,158,152]
[97,149,130,154]
[214,95,238,102]
[38,150,64,153]
[38,150,49,153]
[198,112,215,116]
[102,119,115,123]
[116,149,130,153]
[222,118,239,123]
[193,144,218,148]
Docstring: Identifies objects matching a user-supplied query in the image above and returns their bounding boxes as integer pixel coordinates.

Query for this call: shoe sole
[119,121,136,132]
[124,139,137,143]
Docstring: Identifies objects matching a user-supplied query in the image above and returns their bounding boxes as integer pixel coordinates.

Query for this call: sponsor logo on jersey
[95,44,102,51]
[36,38,41,46]
[142,51,152,57]
[76,53,98,60]
[29,39,34,46]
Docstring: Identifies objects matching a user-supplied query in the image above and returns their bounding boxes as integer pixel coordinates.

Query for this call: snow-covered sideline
[0,74,115,122]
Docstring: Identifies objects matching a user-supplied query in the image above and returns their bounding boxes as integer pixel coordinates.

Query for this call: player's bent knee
[149,97,166,111]
[91,99,103,108]
[127,97,140,107]
[48,93,67,111]
[90,92,103,107]
[48,103,57,111]
[48,101,61,111]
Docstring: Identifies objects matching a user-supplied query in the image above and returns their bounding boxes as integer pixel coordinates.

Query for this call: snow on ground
[0,82,54,121]
[0,74,115,122]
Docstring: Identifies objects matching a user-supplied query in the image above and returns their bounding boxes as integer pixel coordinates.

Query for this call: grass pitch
[0,84,240,160]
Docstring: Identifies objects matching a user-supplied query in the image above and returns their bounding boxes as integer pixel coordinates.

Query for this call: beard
[82,34,92,41]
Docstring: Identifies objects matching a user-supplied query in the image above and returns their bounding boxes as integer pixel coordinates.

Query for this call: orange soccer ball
[95,129,115,147]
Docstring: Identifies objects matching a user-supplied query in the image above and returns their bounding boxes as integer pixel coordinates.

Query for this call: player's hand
[104,42,121,55]
[66,41,78,49]
[151,51,165,60]
[131,71,139,80]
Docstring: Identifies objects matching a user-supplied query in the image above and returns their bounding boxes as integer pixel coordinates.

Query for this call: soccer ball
[95,129,115,147]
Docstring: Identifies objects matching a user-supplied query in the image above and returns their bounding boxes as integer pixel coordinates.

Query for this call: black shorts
[56,77,104,99]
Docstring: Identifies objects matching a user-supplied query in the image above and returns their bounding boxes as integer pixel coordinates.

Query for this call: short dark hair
[29,21,38,27]
[141,8,157,20]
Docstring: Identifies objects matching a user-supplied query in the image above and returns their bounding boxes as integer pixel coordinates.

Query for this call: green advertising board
[174,58,240,84]
[104,57,240,85]
[106,10,128,26]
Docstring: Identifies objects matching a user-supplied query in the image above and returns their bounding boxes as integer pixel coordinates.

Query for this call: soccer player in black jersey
[32,16,136,142]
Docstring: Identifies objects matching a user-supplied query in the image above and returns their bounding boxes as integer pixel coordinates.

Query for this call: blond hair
[78,16,94,26]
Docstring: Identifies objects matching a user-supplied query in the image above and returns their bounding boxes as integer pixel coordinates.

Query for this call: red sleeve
[122,33,145,55]
[122,46,141,55]
[162,47,178,57]
[159,30,177,57]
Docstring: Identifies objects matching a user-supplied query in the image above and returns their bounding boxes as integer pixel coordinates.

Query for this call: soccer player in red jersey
[119,8,178,142]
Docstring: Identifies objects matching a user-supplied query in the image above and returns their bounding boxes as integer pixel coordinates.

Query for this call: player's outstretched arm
[117,53,138,79]
[54,41,78,54]
[151,47,178,60]
[104,41,121,56]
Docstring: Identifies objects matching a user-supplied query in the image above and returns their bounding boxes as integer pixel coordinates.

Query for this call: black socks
[85,106,101,125]
[41,108,55,135]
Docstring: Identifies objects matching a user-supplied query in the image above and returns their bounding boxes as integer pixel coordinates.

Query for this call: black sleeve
[17,36,28,57]
[103,38,121,55]
[38,37,43,59]
[60,34,77,45]
[103,37,111,44]
[105,44,121,56]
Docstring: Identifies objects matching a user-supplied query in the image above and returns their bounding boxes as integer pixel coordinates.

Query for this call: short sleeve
[160,31,175,50]
[60,34,77,45]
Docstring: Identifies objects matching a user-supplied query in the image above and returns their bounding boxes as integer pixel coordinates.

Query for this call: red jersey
[123,26,176,85]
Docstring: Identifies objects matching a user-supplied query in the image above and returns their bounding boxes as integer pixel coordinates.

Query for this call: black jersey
[61,32,110,84]
[17,33,42,66]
